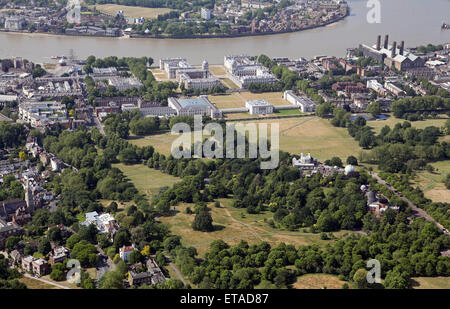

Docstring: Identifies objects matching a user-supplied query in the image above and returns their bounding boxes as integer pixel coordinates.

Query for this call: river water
[0,0,449,64]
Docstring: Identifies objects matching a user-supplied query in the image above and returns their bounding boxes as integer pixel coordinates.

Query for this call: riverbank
[0,10,349,41]
[130,12,349,40]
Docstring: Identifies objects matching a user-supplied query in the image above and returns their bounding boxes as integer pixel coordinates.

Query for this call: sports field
[90,4,172,19]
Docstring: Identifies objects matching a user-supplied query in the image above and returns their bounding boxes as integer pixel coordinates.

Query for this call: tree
[98,270,124,289]
[38,238,51,255]
[353,268,368,289]
[367,101,382,117]
[18,151,27,161]
[445,174,450,190]
[384,270,410,289]
[50,263,65,281]
[5,236,20,253]
[192,210,214,232]
[346,156,358,166]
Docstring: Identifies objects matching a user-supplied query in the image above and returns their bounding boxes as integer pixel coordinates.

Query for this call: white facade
[224,55,277,89]
[367,80,387,95]
[245,99,274,115]
[201,7,212,20]
[283,90,317,112]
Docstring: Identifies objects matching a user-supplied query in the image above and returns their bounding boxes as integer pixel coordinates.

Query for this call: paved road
[370,171,449,235]
[93,115,106,136]
[164,255,186,285]
[24,273,70,289]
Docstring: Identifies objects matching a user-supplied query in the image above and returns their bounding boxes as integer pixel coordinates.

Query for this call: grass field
[128,116,364,160]
[274,109,303,115]
[293,274,350,289]
[113,163,181,198]
[149,68,173,81]
[209,65,227,77]
[221,78,240,89]
[234,116,364,160]
[411,276,450,289]
[128,132,178,156]
[412,160,450,203]
[209,91,292,109]
[209,93,245,109]
[91,4,172,19]
[367,115,449,134]
[41,275,81,289]
[239,91,289,106]
[159,198,357,257]
[19,277,61,289]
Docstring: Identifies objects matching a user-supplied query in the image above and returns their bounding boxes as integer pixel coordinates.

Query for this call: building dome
[202,60,209,71]
[345,164,355,174]
[144,28,150,34]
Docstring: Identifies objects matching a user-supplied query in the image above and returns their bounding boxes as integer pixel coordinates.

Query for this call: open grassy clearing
[221,78,240,89]
[128,132,178,156]
[41,275,81,289]
[209,93,245,109]
[90,4,172,19]
[412,160,450,203]
[127,116,364,160]
[410,276,450,289]
[18,277,61,289]
[112,163,181,198]
[149,68,173,81]
[98,199,135,211]
[274,109,303,115]
[160,198,358,257]
[209,65,227,77]
[239,91,289,106]
[293,274,350,289]
[235,116,364,161]
[367,115,449,135]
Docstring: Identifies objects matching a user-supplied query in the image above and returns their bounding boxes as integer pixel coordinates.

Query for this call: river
[0,0,449,64]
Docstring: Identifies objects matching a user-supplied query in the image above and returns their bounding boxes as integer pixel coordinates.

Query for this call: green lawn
[367,115,449,134]
[411,277,450,289]
[274,109,303,115]
[112,163,181,198]
[412,160,450,203]
[292,273,350,289]
[160,197,358,257]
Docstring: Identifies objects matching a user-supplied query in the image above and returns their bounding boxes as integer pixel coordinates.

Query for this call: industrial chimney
[399,41,405,55]
[384,34,389,49]
[376,35,381,50]
[391,41,397,58]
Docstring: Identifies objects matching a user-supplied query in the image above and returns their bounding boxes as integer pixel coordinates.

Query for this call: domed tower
[202,60,209,71]
[202,60,209,77]
[344,164,355,175]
